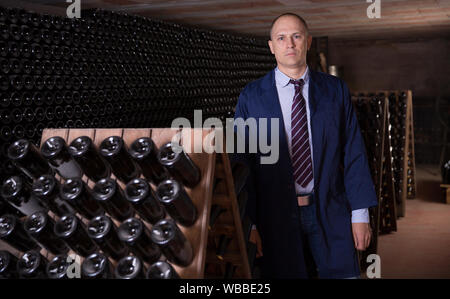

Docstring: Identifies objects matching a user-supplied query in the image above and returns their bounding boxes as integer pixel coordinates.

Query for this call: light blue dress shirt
[274,66,369,223]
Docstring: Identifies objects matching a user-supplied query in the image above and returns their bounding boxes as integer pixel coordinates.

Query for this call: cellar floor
[377,164,450,279]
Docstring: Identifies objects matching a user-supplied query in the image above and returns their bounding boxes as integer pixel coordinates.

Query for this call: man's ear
[268,39,274,55]
[307,35,313,51]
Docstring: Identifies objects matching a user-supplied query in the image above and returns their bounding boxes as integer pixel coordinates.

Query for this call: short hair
[269,13,309,40]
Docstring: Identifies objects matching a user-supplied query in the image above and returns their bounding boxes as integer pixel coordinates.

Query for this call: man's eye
[278,37,283,41]
[295,35,301,39]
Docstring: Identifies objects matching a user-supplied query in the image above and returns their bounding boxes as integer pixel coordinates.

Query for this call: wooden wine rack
[380,119,398,234]
[352,90,416,218]
[352,94,399,232]
[352,96,381,270]
[30,127,250,278]
[352,95,398,271]
[204,153,252,278]
[405,93,417,200]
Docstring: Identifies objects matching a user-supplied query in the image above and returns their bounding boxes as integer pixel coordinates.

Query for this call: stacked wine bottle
[0,6,276,184]
[406,108,416,199]
[352,90,416,219]
[353,94,398,234]
[352,93,402,272]
[388,92,407,213]
[0,135,203,279]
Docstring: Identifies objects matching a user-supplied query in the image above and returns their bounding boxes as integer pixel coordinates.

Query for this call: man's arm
[340,80,378,250]
[341,80,378,210]
[352,209,372,251]
[352,209,369,223]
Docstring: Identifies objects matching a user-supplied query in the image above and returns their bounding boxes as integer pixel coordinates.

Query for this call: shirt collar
[275,65,310,88]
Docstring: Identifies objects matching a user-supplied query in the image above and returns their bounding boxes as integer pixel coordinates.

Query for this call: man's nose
[286,37,295,48]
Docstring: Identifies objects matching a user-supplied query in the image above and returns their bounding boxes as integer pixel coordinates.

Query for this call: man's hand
[352,222,372,251]
[249,228,263,257]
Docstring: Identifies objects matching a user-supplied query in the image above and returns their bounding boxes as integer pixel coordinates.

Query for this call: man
[233,13,378,278]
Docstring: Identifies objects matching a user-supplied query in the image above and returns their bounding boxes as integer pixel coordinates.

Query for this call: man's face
[268,16,312,69]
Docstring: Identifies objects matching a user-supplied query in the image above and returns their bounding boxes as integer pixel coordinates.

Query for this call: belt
[297,194,312,206]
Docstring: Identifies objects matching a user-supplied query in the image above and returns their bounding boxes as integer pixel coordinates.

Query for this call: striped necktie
[290,79,313,188]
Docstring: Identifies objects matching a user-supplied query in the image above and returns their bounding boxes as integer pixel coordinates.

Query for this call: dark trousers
[299,202,323,279]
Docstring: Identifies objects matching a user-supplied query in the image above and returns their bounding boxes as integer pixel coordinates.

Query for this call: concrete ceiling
[4,0,450,39]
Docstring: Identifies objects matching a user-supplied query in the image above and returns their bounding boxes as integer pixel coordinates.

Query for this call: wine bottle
[0,109,11,124]
[99,136,141,183]
[0,74,9,91]
[54,214,98,257]
[128,137,170,184]
[12,124,25,139]
[60,178,104,219]
[92,178,134,222]
[10,108,23,123]
[46,255,70,279]
[124,178,165,224]
[87,215,128,261]
[156,179,197,227]
[150,218,193,267]
[0,214,39,252]
[0,250,19,278]
[17,250,48,278]
[24,211,69,255]
[81,252,113,279]
[146,261,180,279]
[157,142,201,188]
[1,58,11,74]
[41,136,83,179]
[68,136,111,182]
[115,256,145,279]
[23,107,34,122]
[1,175,48,216]
[0,125,12,142]
[117,217,161,264]
[7,139,53,180]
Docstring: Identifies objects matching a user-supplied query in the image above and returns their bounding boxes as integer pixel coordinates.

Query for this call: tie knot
[289,79,305,89]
